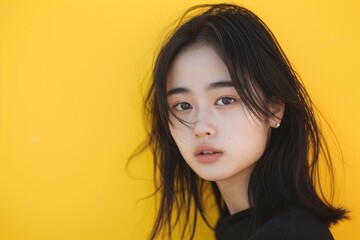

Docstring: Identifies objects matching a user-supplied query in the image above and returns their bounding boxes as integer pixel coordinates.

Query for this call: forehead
[166,44,231,89]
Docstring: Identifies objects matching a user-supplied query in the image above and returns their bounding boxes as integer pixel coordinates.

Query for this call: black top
[215,206,334,240]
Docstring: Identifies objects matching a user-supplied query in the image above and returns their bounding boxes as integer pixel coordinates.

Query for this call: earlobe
[269,98,285,128]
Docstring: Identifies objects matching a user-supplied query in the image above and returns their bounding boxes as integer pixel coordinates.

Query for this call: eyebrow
[166,80,234,97]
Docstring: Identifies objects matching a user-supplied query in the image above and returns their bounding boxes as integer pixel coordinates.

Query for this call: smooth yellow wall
[0,0,359,239]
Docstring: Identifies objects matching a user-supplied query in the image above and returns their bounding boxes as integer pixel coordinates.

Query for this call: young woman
[139,3,348,239]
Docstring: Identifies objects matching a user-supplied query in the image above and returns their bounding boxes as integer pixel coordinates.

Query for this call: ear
[268,97,285,128]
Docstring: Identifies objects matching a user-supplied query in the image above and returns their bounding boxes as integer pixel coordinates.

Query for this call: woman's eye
[173,102,192,111]
[216,97,236,106]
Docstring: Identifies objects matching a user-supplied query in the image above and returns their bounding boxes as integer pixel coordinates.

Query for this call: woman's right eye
[173,102,192,111]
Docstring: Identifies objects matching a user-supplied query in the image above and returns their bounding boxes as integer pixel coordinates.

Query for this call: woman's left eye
[215,97,236,106]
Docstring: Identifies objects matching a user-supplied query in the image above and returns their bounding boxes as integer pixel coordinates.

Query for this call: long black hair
[136,3,348,239]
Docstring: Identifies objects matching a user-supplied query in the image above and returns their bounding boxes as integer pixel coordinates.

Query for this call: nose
[193,113,216,138]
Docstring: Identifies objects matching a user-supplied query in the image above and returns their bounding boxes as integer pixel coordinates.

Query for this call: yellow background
[0,0,359,239]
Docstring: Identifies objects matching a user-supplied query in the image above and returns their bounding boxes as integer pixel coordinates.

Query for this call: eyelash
[172,97,238,111]
[215,97,236,106]
[173,102,192,111]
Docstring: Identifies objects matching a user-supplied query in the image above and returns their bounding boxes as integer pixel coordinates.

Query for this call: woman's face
[166,44,272,182]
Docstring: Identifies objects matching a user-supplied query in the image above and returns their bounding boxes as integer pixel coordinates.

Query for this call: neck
[215,165,254,215]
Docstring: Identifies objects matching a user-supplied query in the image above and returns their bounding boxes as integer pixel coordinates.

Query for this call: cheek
[168,120,190,147]
[168,122,193,164]
[223,114,270,150]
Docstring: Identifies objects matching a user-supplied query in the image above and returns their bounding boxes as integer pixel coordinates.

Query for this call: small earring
[274,122,281,128]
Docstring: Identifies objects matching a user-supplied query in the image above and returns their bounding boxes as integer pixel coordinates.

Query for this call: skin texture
[166,44,284,214]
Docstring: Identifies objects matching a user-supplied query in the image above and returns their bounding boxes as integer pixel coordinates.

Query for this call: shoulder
[249,207,334,240]
[286,207,334,240]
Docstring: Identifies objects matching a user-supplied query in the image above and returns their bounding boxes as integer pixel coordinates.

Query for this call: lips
[194,145,223,163]
[194,145,223,156]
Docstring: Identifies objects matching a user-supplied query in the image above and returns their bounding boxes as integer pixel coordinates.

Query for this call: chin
[196,171,229,182]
